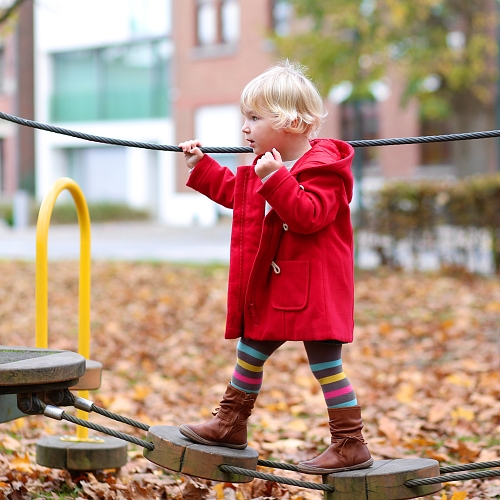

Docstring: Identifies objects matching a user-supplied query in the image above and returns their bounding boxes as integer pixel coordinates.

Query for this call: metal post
[352,101,364,265]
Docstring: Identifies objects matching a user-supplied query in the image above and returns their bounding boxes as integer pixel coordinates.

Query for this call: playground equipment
[0,177,446,498]
[0,114,499,495]
[33,177,127,470]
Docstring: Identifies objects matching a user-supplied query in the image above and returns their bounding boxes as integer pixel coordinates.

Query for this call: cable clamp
[73,397,94,412]
[44,405,64,421]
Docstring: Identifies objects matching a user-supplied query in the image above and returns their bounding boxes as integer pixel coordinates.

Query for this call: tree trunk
[449,96,496,178]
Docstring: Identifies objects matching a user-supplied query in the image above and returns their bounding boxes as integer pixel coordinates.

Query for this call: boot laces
[332,435,366,456]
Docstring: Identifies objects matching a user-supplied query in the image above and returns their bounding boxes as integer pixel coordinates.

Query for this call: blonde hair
[240,60,327,138]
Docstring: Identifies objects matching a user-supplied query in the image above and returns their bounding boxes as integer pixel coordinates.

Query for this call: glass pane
[52,51,99,121]
[52,40,170,122]
[221,0,240,43]
[273,0,292,36]
[102,43,153,119]
[197,2,217,45]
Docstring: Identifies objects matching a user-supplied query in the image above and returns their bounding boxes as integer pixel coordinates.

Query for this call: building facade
[34,0,175,222]
[32,0,467,226]
[0,0,35,198]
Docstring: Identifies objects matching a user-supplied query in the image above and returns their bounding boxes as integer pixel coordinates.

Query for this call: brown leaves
[0,262,499,498]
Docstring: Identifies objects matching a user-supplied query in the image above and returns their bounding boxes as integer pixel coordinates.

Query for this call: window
[197,1,218,45]
[221,0,240,43]
[272,0,292,36]
[51,39,171,122]
[196,0,240,47]
[420,119,452,166]
[340,101,379,166]
[66,147,128,202]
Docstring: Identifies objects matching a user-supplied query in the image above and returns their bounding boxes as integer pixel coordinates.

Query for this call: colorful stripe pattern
[305,343,358,408]
[230,338,284,394]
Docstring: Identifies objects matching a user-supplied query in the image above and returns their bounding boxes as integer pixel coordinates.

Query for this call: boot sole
[179,425,248,450]
[297,457,374,475]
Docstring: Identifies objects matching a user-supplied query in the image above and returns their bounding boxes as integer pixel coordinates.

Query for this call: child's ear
[285,118,300,133]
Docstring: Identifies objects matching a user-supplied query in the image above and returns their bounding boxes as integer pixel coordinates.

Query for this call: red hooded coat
[186,138,355,343]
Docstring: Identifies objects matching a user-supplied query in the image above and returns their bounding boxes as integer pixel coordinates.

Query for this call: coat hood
[253,138,354,203]
[296,138,354,203]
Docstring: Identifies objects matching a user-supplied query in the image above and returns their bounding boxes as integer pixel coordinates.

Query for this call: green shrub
[363,173,500,273]
[0,202,13,226]
[43,202,150,224]
[0,200,149,226]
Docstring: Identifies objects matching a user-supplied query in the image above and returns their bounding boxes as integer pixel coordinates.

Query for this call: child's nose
[241,121,250,133]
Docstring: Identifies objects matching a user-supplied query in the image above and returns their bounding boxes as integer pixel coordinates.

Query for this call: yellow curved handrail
[36,177,91,439]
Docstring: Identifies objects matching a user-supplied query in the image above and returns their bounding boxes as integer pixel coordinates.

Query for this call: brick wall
[171,0,421,194]
[172,0,274,192]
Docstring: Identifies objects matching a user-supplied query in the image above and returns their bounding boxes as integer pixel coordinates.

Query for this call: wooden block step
[71,359,103,391]
[323,458,442,500]
[36,435,128,471]
[144,425,259,483]
[0,346,86,394]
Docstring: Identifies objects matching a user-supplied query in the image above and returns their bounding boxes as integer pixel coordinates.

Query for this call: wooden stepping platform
[323,458,441,500]
[72,359,102,391]
[37,435,128,471]
[144,426,441,497]
[144,425,259,483]
[0,346,86,394]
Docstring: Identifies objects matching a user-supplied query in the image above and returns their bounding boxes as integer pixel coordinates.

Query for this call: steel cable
[405,468,500,487]
[60,411,154,450]
[219,464,334,491]
[440,460,500,474]
[89,404,150,431]
[257,459,299,471]
[3,110,500,151]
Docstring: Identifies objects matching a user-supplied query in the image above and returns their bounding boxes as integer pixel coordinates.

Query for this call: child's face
[241,109,286,157]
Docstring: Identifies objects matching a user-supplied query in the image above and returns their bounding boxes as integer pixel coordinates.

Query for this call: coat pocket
[271,260,309,310]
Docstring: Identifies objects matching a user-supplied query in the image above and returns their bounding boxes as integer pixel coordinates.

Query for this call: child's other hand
[254,148,282,179]
[179,139,204,169]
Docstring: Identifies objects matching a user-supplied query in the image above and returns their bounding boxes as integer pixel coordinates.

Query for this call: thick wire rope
[405,468,500,487]
[3,110,500,151]
[35,397,154,450]
[0,112,250,153]
[59,411,154,450]
[440,460,500,474]
[219,464,334,491]
[62,394,500,482]
[41,393,500,489]
[64,393,151,431]
[256,459,299,471]
[85,403,150,431]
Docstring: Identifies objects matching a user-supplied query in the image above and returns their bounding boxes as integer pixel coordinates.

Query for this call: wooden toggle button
[144,425,259,483]
[71,359,103,391]
[323,458,441,500]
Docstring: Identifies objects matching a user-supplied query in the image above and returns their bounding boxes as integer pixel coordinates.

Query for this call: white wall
[35,0,171,51]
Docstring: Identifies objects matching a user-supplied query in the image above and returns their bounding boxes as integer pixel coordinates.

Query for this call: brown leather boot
[179,384,257,449]
[298,406,373,474]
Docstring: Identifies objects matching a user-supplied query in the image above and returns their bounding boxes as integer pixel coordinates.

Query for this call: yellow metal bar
[36,177,92,438]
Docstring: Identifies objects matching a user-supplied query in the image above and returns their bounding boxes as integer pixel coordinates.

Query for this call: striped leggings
[231,337,357,408]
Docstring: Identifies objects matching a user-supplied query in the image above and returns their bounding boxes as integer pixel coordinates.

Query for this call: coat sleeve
[186,155,236,209]
[256,166,348,234]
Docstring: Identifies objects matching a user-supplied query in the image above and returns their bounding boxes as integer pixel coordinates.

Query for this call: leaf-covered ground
[0,261,499,499]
